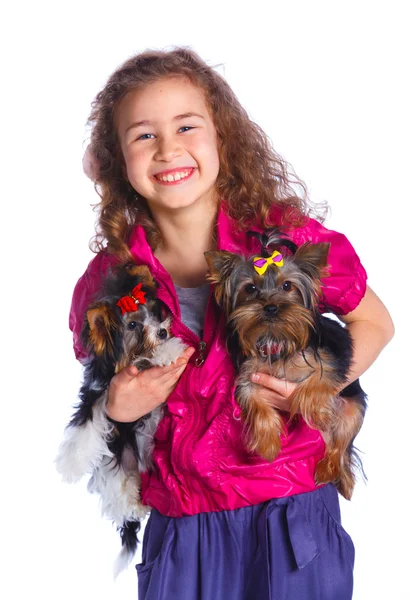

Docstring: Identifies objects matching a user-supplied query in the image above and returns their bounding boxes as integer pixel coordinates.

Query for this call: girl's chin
[147,192,216,212]
[150,200,200,212]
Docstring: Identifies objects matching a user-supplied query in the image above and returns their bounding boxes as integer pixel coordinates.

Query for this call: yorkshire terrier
[56,263,187,576]
[205,231,367,499]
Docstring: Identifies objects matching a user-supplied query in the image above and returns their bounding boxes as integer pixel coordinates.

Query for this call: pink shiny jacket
[69,205,367,517]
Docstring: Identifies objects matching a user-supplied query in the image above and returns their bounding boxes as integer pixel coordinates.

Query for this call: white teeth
[156,169,192,182]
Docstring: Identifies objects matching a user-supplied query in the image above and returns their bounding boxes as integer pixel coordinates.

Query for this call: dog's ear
[204,251,242,284]
[292,242,330,280]
[85,303,120,357]
[125,263,157,290]
[204,251,242,314]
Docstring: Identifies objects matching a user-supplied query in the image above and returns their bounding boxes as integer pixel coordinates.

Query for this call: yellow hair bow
[253,251,284,275]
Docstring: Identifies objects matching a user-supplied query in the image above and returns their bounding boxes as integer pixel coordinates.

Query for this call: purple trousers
[136,484,354,600]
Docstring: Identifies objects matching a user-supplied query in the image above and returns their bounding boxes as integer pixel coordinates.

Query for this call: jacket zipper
[176,288,215,500]
[194,285,214,364]
[195,342,207,366]
[156,286,212,367]
[156,284,215,507]
[176,366,199,483]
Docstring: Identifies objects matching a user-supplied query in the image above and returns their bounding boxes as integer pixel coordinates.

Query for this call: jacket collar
[127,201,269,270]
[127,202,283,316]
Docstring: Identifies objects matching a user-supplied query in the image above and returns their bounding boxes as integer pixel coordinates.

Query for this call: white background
[2,1,408,599]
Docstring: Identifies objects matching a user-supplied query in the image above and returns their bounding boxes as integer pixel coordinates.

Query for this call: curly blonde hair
[87,46,325,261]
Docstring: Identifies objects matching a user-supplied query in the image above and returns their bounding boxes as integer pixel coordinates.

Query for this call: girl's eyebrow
[125,112,205,133]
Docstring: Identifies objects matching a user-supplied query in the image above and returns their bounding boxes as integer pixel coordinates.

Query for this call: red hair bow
[116,284,147,315]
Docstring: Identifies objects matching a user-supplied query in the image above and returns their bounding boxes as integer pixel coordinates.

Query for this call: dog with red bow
[56,263,187,576]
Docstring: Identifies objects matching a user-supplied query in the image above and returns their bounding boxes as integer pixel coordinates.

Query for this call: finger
[172,347,195,368]
[147,360,185,379]
[182,347,196,360]
[250,372,277,389]
[251,373,296,397]
[116,365,139,383]
[126,365,139,377]
[151,347,195,380]
[136,357,189,390]
[161,362,188,386]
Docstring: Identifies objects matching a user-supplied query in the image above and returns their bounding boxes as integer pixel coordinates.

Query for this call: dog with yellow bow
[205,230,367,500]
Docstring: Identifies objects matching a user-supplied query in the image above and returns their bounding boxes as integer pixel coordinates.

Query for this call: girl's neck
[152,199,219,287]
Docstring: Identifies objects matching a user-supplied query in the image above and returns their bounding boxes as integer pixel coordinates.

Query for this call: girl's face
[116,76,220,214]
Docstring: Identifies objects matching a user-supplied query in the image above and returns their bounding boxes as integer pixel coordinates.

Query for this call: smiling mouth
[153,168,195,185]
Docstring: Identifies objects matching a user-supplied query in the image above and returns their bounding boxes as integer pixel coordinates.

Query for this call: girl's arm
[250,284,394,409]
[336,285,394,382]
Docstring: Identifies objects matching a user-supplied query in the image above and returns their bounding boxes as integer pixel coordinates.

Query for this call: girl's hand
[251,373,298,412]
[106,347,195,422]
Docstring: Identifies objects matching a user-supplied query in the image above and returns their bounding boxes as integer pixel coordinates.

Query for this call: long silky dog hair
[205,229,367,499]
[56,263,186,576]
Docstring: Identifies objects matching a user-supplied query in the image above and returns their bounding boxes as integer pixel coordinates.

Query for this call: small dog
[205,230,367,499]
[56,263,186,576]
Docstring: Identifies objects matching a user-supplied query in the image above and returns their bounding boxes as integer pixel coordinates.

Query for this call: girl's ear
[85,303,119,357]
[82,145,99,182]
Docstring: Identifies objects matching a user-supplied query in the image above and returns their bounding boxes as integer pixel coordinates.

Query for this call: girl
[71,47,394,599]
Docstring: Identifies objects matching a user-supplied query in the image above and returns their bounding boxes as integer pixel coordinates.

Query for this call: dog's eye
[245,284,257,294]
[157,328,168,340]
[282,281,292,292]
[128,321,138,330]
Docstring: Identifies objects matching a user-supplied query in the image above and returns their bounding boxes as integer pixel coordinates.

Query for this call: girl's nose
[154,136,182,162]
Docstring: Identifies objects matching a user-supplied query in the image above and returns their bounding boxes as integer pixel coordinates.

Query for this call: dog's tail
[113,520,141,579]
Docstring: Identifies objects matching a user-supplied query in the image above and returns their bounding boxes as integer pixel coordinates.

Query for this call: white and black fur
[56,263,186,576]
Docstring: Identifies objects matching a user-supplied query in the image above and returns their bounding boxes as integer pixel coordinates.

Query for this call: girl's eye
[128,321,138,330]
[137,127,194,141]
[282,281,292,292]
[245,284,257,294]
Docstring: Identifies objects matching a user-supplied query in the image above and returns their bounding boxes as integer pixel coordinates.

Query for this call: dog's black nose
[158,328,168,339]
[264,304,278,316]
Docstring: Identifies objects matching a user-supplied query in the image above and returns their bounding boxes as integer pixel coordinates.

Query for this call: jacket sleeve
[69,252,113,362]
[292,218,368,315]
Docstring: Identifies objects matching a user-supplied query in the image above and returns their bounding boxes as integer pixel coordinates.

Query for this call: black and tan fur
[205,232,367,500]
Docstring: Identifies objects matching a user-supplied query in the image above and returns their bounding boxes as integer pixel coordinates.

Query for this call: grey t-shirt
[174,283,210,339]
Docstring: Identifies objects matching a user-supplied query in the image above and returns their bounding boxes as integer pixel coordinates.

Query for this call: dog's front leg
[288,365,339,431]
[235,360,283,462]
